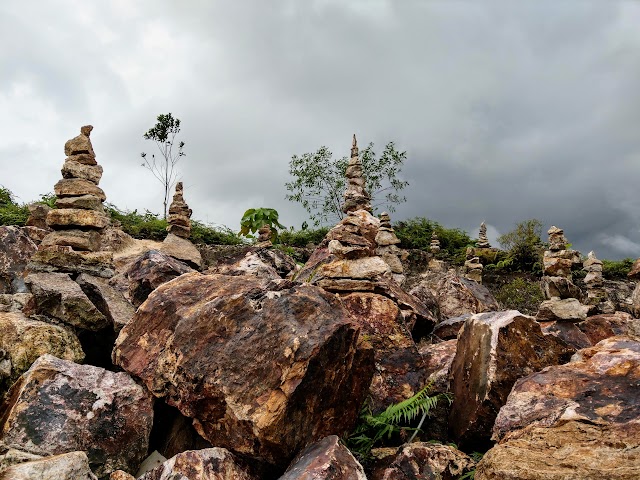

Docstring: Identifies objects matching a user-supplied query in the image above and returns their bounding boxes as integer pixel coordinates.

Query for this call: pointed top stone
[351,134,358,157]
[342,134,371,214]
[80,125,93,137]
[477,221,491,248]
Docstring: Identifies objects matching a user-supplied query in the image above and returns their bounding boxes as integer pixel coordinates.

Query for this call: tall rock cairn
[166,182,192,238]
[477,222,491,248]
[583,251,613,313]
[541,226,582,300]
[342,134,372,214]
[376,212,407,284]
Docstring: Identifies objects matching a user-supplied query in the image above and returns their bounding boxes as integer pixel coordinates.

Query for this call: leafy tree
[394,217,474,264]
[239,208,286,241]
[285,141,409,226]
[140,113,185,219]
[497,218,545,273]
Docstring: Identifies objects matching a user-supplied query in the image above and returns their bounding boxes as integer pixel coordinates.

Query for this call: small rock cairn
[430,232,441,253]
[583,251,613,313]
[464,255,483,283]
[30,126,114,277]
[342,134,372,214]
[166,182,192,238]
[541,226,582,300]
[477,222,491,248]
[376,212,407,285]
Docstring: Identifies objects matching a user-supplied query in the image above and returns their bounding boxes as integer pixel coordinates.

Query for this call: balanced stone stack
[376,212,408,285]
[540,226,582,300]
[342,134,372,214]
[477,222,491,248]
[430,232,441,253]
[166,182,192,238]
[464,255,483,283]
[256,224,273,248]
[30,126,114,277]
[583,251,614,313]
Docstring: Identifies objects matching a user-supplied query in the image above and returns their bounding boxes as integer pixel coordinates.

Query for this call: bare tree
[140,113,185,219]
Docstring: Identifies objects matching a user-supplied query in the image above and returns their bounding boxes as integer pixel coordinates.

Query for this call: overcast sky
[2,1,639,259]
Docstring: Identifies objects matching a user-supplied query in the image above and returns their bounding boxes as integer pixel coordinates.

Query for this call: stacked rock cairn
[166,182,192,238]
[256,224,273,247]
[541,226,582,300]
[463,255,483,283]
[583,251,613,313]
[376,212,408,284]
[477,221,491,248]
[430,232,441,253]
[31,126,114,277]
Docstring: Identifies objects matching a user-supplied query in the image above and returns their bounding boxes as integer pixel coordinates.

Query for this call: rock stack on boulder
[477,221,490,248]
[256,224,273,247]
[166,182,192,239]
[342,134,372,214]
[466,222,499,265]
[376,212,407,284]
[430,231,441,253]
[583,251,614,313]
[160,183,202,269]
[28,126,114,278]
[464,254,483,283]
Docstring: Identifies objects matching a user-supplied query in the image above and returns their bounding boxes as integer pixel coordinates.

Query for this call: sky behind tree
[1,1,639,259]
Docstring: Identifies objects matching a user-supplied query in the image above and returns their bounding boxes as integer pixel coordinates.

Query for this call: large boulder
[138,448,254,480]
[0,226,38,294]
[339,292,428,413]
[160,233,203,270]
[76,273,135,332]
[0,311,84,390]
[477,336,640,480]
[24,272,108,331]
[577,311,640,344]
[279,435,366,480]
[370,443,475,480]
[539,320,592,350]
[536,297,590,322]
[448,311,574,449]
[113,272,374,469]
[0,451,97,480]
[0,355,154,477]
[417,270,499,319]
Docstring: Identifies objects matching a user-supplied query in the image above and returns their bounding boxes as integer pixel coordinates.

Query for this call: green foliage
[0,187,29,226]
[38,192,57,208]
[277,226,329,247]
[141,112,186,219]
[345,383,448,458]
[106,205,168,241]
[497,219,544,274]
[394,217,474,265]
[190,220,244,245]
[285,141,409,226]
[239,208,286,240]
[493,277,544,315]
[602,258,635,279]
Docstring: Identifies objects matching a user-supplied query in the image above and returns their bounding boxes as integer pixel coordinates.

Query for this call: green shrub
[277,226,329,247]
[494,277,544,315]
[106,205,168,241]
[497,219,545,274]
[0,187,30,226]
[602,258,635,279]
[394,217,474,265]
[190,220,244,245]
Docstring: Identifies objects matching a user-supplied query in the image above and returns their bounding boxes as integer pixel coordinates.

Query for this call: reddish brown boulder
[113,272,374,468]
[339,292,428,413]
[76,273,136,331]
[0,226,38,294]
[478,336,640,480]
[122,250,193,307]
[280,435,366,480]
[0,355,154,477]
[138,448,255,480]
[432,314,470,340]
[24,272,108,331]
[370,443,475,480]
[448,311,574,449]
[28,247,115,278]
[539,320,592,349]
[577,311,640,344]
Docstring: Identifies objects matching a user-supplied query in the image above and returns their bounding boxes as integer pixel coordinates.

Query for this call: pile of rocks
[342,134,372,214]
[375,212,407,284]
[430,231,441,253]
[463,254,483,283]
[29,126,114,277]
[540,226,582,300]
[583,251,613,312]
[477,221,491,248]
[166,182,192,238]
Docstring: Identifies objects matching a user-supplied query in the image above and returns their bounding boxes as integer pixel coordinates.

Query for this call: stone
[375,212,406,282]
[64,125,95,156]
[448,311,575,449]
[205,245,296,279]
[0,226,38,294]
[54,178,106,201]
[136,451,167,477]
[207,250,281,279]
[138,448,254,480]
[257,224,272,244]
[319,256,391,280]
[113,272,374,469]
[22,226,49,244]
[547,225,568,251]
[24,272,109,330]
[477,221,491,249]
[464,256,483,283]
[280,435,366,480]
[166,182,192,238]
[40,229,102,251]
[0,448,42,473]
[536,297,590,322]
[478,336,640,480]
[61,159,103,184]
[0,451,97,480]
[76,274,136,332]
[66,153,97,166]
[342,135,372,214]
[122,249,194,307]
[417,270,499,319]
[577,312,640,344]
[540,276,582,300]
[370,443,475,480]
[46,208,109,230]
[110,471,135,480]
[0,311,84,389]
[55,194,104,211]
[539,320,592,349]
[25,203,51,230]
[429,232,441,253]
[406,282,442,323]
[160,233,203,269]
[0,293,32,313]
[432,314,471,340]
[339,292,428,413]
[542,254,573,277]
[28,247,115,278]
[628,258,640,280]
[0,354,154,478]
